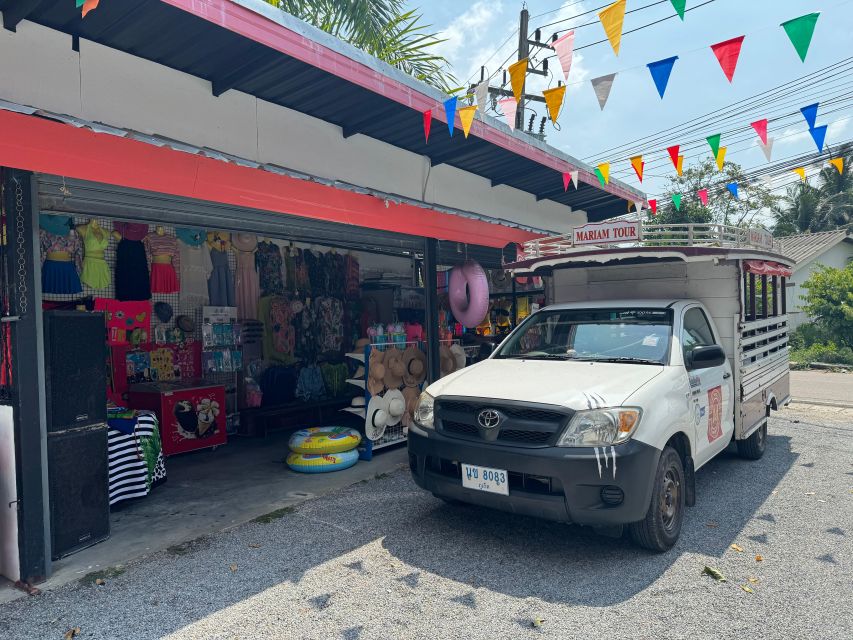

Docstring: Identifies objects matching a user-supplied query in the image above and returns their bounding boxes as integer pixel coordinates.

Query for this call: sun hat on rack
[450,343,467,370]
[233,233,258,252]
[440,345,457,377]
[350,396,366,408]
[367,350,386,396]
[154,301,174,323]
[365,395,389,441]
[402,345,427,387]
[384,389,406,427]
[383,347,405,390]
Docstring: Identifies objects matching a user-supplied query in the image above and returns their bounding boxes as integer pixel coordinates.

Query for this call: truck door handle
[723,372,731,379]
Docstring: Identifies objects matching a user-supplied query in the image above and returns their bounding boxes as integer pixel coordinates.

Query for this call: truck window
[681,307,716,361]
[494,308,672,364]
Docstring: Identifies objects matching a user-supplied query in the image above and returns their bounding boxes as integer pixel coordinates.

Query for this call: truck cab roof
[543,299,686,312]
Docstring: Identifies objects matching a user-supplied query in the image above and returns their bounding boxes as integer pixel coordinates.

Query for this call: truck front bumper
[408,424,661,526]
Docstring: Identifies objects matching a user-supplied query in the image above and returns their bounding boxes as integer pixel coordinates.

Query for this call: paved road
[790,370,852,406]
[1,404,850,640]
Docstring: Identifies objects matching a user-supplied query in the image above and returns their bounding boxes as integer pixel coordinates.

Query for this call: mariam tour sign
[572,219,642,247]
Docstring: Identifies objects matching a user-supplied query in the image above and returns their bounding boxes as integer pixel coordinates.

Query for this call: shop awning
[0,0,644,222]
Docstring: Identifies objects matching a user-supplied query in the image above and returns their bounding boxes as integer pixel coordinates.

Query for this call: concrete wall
[787,242,853,330]
[0,19,587,235]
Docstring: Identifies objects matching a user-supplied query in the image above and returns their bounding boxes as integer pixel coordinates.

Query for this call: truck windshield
[494,308,673,364]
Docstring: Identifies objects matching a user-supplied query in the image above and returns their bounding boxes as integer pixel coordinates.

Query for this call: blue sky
[410,0,853,200]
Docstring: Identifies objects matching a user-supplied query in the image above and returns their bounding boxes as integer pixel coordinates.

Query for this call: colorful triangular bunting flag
[630,155,644,182]
[444,97,458,137]
[634,201,645,213]
[751,119,768,145]
[672,193,683,211]
[726,182,739,199]
[508,58,528,103]
[670,0,686,20]
[423,110,432,143]
[475,81,489,111]
[715,146,727,171]
[649,199,657,215]
[706,133,721,158]
[542,85,567,124]
[801,103,819,129]
[809,124,827,152]
[457,105,477,138]
[562,172,571,191]
[697,188,709,206]
[81,0,99,18]
[667,145,680,170]
[551,31,575,81]
[647,56,678,99]
[759,138,774,162]
[676,155,684,177]
[591,74,617,110]
[781,13,820,62]
[498,97,517,130]
[710,36,745,82]
[829,157,844,174]
[596,162,611,185]
[598,0,627,56]
[793,167,806,181]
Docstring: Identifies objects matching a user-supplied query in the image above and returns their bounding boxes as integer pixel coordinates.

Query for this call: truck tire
[628,446,684,552]
[736,422,767,460]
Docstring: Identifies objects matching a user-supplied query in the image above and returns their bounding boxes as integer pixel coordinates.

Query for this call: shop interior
[36,208,547,575]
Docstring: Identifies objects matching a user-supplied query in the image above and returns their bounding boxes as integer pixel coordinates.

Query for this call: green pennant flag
[594,167,607,187]
[76,0,84,6]
[670,0,686,20]
[672,193,682,211]
[706,133,721,158]
[781,13,820,62]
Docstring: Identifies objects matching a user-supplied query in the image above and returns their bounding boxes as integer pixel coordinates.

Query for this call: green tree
[771,182,823,236]
[800,262,853,349]
[265,0,459,93]
[654,159,778,227]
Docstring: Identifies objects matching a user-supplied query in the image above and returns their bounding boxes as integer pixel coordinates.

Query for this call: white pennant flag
[591,73,617,110]
[760,137,774,162]
[551,31,575,81]
[498,97,518,130]
[634,201,645,213]
[569,170,579,189]
[475,80,490,112]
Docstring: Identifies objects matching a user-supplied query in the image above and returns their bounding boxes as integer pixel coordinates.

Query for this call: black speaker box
[43,311,107,433]
[48,424,110,559]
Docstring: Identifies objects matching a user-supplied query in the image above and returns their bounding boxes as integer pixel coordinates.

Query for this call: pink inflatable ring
[448,260,489,328]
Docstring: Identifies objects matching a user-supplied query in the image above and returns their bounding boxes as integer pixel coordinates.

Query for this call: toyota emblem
[477,409,501,429]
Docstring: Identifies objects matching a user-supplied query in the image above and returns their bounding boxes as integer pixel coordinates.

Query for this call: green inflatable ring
[286,450,359,473]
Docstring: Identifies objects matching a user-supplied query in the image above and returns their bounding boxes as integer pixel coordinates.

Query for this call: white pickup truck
[408,223,793,551]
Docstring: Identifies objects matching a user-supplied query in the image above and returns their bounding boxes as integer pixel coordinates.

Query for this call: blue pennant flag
[809,124,827,151]
[647,56,679,99]
[726,182,739,199]
[800,102,819,129]
[444,97,458,137]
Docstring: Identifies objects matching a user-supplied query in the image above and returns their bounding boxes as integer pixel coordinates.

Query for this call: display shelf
[340,407,366,418]
[345,378,365,389]
[345,351,365,362]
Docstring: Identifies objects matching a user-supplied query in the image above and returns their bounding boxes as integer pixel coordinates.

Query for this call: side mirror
[478,342,495,359]
[688,345,726,370]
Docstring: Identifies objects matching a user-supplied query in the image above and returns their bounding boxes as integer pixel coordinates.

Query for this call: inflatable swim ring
[286,449,359,473]
[448,260,489,329]
[288,426,362,454]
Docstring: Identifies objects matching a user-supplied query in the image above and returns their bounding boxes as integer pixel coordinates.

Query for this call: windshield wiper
[585,357,662,365]
[502,353,572,360]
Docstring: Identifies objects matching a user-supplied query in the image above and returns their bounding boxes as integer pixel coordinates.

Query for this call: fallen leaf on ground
[748,577,760,584]
[755,555,764,562]
[64,628,81,640]
[229,564,238,573]
[248,544,262,549]
[740,585,754,593]
[805,492,816,496]
[702,566,727,582]
[532,618,546,628]
[706,521,719,528]
[95,578,105,586]
[730,543,744,552]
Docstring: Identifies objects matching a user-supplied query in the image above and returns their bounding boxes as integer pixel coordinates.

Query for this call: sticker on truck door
[707,385,723,442]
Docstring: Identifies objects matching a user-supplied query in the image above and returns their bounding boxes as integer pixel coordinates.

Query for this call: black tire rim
[660,468,681,532]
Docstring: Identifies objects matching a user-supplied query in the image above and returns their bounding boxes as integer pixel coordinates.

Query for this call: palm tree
[265,0,459,93]
[817,143,852,229]
[772,182,823,235]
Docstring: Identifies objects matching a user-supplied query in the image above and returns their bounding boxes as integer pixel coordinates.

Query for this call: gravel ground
[1,403,851,640]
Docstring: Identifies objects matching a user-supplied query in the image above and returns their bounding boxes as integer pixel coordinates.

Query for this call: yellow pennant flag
[508,58,528,103]
[597,162,610,185]
[630,155,644,182]
[829,157,844,174]
[457,105,477,138]
[793,167,806,181]
[598,0,627,56]
[542,85,566,123]
[676,155,684,177]
[715,146,727,171]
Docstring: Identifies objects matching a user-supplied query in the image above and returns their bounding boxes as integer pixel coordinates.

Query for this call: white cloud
[434,1,505,78]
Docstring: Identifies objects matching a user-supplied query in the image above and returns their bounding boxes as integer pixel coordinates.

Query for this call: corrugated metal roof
[0,0,644,223]
[776,230,853,266]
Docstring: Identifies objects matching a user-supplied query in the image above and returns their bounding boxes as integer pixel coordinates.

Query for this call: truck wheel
[628,446,684,552]
[736,422,767,460]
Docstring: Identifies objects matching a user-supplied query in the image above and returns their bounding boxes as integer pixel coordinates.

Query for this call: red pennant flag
[423,110,432,143]
[710,35,745,82]
[750,118,768,145]
[649,199,657,215]
[697,188,709,206]
[562,172,571,191]
[666,145,680,170]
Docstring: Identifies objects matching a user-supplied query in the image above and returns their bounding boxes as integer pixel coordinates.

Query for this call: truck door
[680,306,734,467]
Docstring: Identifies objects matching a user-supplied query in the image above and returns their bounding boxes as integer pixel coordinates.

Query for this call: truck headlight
[556,408,641,447]
[414,392,435,429]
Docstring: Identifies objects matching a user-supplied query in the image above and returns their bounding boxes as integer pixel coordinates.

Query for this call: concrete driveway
[790,370,852,407]
[0,403,850,639]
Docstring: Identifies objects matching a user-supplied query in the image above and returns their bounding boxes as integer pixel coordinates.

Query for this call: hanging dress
[114,222,151,301]
[233,234,260,320]
[39,228,83,295]
[208,248,235,307]
[79,222,111,289]
[255,241,285,296]
[178,238,213,308]
[143,232,180,294]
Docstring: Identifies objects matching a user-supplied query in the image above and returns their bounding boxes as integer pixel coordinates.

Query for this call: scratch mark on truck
[611,446,617,479]
[593,447,603,478]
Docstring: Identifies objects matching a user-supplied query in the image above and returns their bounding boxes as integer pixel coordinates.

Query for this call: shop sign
[572,219,642,247]
[748,228,774,250]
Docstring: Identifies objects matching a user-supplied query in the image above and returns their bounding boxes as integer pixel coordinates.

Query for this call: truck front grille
[426,456,564,496]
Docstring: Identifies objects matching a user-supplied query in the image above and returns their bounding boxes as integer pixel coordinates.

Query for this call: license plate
[461,463,509,495]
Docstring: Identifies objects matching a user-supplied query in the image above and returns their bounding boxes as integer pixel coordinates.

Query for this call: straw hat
[233,233,258,252]
[402,345,427,387]
[384,389,406,427]
[440,345,457,377]
[350,396,366,408]
[450,343,467,370]
[402,386,420,419]
[353,365,365,379]
[354,338,370,351]
[367,361,385,396]
[383,347,405,390]
[365,395,389,441]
